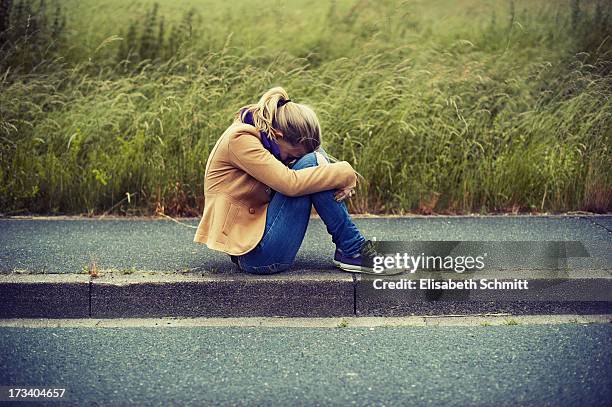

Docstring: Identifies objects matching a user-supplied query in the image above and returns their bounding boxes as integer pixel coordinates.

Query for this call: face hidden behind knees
[276,137,309,166]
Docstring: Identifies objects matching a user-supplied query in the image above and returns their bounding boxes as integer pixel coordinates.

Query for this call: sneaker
[333,240,403,275]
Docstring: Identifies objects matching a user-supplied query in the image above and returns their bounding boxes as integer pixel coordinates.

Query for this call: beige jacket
[193,121,358,255]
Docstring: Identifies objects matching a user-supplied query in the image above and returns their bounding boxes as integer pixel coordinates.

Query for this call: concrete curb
[1,272,611,318]
[90,272,353,318]
[0,274,90,318]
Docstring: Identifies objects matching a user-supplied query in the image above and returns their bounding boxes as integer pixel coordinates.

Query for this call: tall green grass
[0,0,610,215]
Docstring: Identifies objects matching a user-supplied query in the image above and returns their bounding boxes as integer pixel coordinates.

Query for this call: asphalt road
[0,323,611,406]
[0,216,610,274]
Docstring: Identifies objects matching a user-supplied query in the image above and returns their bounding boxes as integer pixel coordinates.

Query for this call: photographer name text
[372,278,529,290]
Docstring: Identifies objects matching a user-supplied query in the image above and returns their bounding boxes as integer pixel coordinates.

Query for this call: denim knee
[291,152,318,170]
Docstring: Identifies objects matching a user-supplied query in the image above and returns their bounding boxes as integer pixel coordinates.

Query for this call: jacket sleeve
[228,132,357,197]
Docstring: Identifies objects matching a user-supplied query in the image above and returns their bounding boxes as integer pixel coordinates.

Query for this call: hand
[316,153,355,201]
[334,186,355,202]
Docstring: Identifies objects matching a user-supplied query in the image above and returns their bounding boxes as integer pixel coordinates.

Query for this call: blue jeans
[232,149,366,274]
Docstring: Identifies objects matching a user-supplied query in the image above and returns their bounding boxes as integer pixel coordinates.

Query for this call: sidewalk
[1,215,611,318]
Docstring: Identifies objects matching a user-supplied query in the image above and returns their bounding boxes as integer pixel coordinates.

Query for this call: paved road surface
[1,216,610,274]
[1,323,610,406]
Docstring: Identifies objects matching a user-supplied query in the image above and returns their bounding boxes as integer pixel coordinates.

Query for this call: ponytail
[236,86,321,153]
[235,86,366,188]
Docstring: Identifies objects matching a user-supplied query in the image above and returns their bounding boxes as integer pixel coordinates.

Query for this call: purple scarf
[240,108,282,161]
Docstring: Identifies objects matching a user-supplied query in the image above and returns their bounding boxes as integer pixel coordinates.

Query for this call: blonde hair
[235,87,321,152]
[235,86,365,186]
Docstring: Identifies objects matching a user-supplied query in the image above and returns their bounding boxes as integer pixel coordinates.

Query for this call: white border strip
[0,315,610,328]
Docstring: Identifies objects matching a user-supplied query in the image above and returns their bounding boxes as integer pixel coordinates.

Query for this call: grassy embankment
[0,0,610,216]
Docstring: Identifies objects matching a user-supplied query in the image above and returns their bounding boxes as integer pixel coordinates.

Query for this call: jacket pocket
[221,203,240,237]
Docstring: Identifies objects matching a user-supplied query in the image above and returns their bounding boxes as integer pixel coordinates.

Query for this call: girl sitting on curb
[194,86,391,275]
